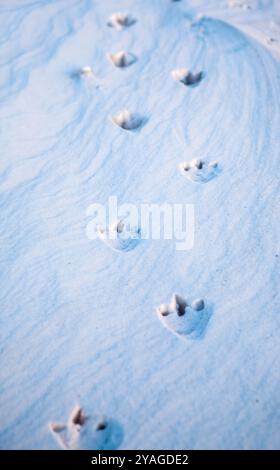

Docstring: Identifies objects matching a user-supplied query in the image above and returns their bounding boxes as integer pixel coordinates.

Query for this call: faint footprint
[107,51,137,68]
[111,110,145,131]
[171,68,204,87]
[228,0,251,9]
[179,159,221,183]
[107,13,136,29]
[70,66,94,80]
[98,220,141,252]
[49,405,123,450]
[79,66,94,78]
[267,37,277,45]
[156,294,211,339]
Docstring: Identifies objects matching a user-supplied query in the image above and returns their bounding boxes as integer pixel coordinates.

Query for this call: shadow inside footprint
[98,220,141,252]
[70,66,94,80]
[156,294,212,340]
[107,13,136,29]
[107,51,137,68]
[49,405,123,450]
[179,159,221,183]
[111,110,147,131]
[171,68,205,87]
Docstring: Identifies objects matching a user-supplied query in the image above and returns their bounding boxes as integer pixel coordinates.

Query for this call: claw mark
[170,294,188,316]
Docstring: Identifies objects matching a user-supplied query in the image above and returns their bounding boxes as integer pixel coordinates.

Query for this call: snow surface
[0,0,280,450]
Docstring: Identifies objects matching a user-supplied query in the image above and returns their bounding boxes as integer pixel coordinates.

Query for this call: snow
[0,0,280,450]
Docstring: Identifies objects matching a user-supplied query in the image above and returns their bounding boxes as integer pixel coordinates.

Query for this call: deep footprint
[111,110,145,131]
[171,68,204,87]
[98,220,141,252]
[107,13,136,29]
[49,405,123,450]
[179,159,221,183]
[156,294,212,339]
[107,51,137,68]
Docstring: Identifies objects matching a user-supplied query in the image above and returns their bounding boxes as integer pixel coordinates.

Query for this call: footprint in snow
[107,13,136,29]
[267,37,277,45]
[228,0,251,9]
[98,220,141,252]
[111,110,145,131]
[179,159,221,183]
[107,51,137,68]
[171,68,204,87]
[156,294,212,340]
[70,66,94,80]
[79,66,94,78]
[49,405,123,450]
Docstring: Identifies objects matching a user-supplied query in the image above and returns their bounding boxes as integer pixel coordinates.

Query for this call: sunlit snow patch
[107,13,136,29]
[49,405,122,450]
[111,110,144,131]
[171,68,204,87]
[98,220,141,252]
[156,294,211,340]
[179,159,221,183]
[107,51,137,68]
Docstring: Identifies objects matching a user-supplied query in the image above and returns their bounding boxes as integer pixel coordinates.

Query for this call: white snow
[0,0,280,450]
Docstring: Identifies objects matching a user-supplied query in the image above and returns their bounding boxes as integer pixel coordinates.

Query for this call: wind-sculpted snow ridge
[179,159,221,183]
[156,294,212,339]
[1,0,280,452]
[98,220,141,252]
[49,405,123,450]
[0,0,92,104]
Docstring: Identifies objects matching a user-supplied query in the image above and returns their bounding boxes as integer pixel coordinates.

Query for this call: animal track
[156,294,211,339]
[49,405,123,450]
[267,37,277,45]
[228,0,251,9]
[107,13,136,29]
[70,66,94,80]
[111,110,145,131]
[171,68,204,87]
[98,220,141,252]
[107,51,137,68]
[80,66,94,78]
[179,159,221,183]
